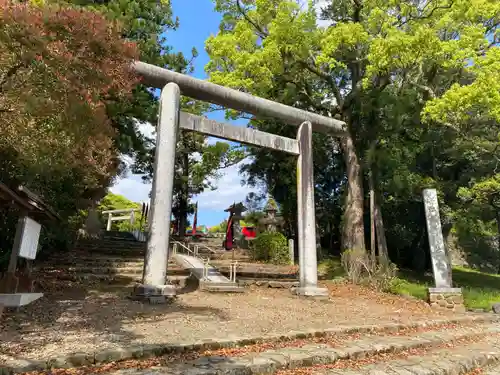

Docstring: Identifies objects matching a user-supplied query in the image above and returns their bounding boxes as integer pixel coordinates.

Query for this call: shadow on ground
[0,274,226,360]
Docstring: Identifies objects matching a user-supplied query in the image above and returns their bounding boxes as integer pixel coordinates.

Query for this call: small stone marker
[423,189,464,312]
[492,303,500,314]
[288,239,294,265]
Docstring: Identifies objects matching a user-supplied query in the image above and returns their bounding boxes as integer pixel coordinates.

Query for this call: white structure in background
[103,208,140,231]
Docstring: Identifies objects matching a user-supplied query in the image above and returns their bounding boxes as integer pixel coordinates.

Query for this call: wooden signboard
[18,217,41,260]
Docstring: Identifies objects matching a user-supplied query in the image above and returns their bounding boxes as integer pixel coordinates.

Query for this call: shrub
[341,249,398,291]
[252,231,289,264]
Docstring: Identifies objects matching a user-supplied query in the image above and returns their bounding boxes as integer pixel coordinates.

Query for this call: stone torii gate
[132,61,346,300]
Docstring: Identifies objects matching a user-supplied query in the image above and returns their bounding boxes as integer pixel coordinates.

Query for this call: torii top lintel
[132,61,347,136]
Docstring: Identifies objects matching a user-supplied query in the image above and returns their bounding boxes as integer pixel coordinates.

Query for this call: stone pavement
[9,316,500,375]
[102,322,500,375]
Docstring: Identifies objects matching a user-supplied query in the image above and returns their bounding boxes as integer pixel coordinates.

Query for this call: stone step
[72,249,146,256]
[36,260,146,268]
[73,249,146,256]
[219,269,298,279]
[47,252,144,263]
[238,279,299,288]
[36,266,144,274]
[151,322,500,375]
[40,272,143,282]
[35,269,190,280]
[310,337,500,375]
[35,264,181,273]
[75,241,145,247]
[199,281,246,293]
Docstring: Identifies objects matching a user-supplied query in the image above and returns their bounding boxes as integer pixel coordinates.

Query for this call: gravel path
[0,280,458,363]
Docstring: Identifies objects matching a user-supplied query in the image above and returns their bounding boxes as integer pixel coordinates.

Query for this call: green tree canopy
[205,0,500,260]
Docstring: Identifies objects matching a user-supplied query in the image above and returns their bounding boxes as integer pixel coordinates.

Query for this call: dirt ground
[0,278,460,363]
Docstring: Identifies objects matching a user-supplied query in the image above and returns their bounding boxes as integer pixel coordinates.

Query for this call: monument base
[291,286,329,299]
[131,284,177,304]
[428,287,465,313]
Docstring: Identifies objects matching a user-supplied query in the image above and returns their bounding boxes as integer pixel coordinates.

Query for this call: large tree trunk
[340,133,365,251]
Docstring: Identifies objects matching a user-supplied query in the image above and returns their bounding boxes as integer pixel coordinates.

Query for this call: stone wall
[428,287,466,313]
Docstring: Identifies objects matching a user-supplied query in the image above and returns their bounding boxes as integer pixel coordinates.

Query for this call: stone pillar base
[291,286,329,299]
[130,284,177,304]
[428,287,465,313]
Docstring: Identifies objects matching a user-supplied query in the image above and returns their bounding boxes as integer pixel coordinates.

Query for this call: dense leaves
[252,231,289,264]
[0,0,138,264]
[98,193,143,231]
[206,0,500,270]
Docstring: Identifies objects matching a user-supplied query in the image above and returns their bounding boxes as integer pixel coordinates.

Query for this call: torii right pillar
[293,121,328,298]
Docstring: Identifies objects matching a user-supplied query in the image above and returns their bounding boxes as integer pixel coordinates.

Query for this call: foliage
[63,0,192,158]
[0,0,138,261]
[64,0,247,236]
[318,257,346,280]
[98,192,143,231]
[209,219,228,233]
[206,0,500,271]
[252,231,289,264]
[341,249,398,291]
[242,192,266,229]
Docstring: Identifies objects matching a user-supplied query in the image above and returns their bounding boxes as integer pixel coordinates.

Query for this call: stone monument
[423,189,465,312]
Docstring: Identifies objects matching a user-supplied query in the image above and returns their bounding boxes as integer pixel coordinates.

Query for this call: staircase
[35,232,244,292]
[35,232,188,286]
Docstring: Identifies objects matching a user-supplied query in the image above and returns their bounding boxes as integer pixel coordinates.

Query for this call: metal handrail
[195,243,217,254]
[171,240,197,257]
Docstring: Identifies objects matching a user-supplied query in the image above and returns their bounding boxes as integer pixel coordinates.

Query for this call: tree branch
[393,1,455,28]
[236,0,268,38]
[299,60,344,108]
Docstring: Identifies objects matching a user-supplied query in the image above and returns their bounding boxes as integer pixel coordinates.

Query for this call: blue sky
[111,0,254,227]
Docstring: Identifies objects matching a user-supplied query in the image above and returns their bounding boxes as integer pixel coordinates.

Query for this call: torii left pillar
[133,83,179,302]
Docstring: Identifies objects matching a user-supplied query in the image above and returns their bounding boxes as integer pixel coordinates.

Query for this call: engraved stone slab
[423,189,452,288]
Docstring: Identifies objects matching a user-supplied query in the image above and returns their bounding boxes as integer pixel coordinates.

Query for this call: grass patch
[318,257,345,279]
[388,277,429,300]
[319,256,500,310]
[388,266,500,310]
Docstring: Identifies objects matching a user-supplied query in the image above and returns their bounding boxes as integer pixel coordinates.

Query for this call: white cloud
[297,0,331,28]
[194,158,255,210]
[137,121,156,141]
[111,154,257,209]
[111,174,151,204]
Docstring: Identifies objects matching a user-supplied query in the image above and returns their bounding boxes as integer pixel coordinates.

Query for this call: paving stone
[113,323,499,375]
[316,337,500,375]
